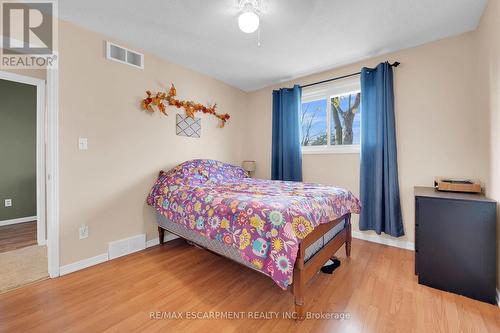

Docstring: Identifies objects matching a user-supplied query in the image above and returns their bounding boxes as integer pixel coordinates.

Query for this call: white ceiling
[59,0,487,91]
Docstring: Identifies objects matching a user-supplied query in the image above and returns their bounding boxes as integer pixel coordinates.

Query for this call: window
[300,77,361,154]
[300,99,327,146]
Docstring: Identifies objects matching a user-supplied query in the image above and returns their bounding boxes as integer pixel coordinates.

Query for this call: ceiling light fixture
[238,0,261,34]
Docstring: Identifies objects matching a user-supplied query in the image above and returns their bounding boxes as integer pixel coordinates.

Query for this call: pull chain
[257,25,261,47]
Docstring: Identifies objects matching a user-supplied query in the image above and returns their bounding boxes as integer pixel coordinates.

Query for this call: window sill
[302,145,360,155]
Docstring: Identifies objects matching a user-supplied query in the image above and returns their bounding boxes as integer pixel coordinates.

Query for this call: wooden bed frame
[157,213,351,320]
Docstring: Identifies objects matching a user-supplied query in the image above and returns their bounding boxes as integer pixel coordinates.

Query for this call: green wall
[0,78,37,221]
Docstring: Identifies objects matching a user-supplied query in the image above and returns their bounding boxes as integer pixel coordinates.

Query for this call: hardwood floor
[0,238,498,332]
[0,221,37,253]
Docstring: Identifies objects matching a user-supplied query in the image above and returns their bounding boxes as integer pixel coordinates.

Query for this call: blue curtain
[359,62,404,237]
[271,85,303,181]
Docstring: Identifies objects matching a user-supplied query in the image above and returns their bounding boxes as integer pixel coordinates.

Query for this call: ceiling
[59,0,487,91]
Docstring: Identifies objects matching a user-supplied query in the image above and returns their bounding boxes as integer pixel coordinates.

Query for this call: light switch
[4,199,12,207]
[78,137,88,150]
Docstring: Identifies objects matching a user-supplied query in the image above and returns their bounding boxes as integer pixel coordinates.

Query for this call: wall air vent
[106,41,144,69]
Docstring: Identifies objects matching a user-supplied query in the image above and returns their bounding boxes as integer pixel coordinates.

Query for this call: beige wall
[1,68,46,81]
[477,0,500,288]
[245,31,490,245]
[58,21,247,265]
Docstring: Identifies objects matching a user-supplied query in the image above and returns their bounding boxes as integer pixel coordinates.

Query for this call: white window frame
[301,76,361,155]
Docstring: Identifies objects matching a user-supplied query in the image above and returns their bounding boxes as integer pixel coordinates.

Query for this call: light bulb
[238,11,259,33]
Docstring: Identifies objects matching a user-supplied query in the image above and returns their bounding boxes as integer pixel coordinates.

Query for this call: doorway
[0,71,47,292]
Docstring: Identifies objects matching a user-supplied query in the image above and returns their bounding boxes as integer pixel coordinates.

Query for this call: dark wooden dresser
[414,186,497,304]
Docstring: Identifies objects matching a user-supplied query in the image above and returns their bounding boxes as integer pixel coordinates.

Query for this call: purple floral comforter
[147,159,361,289]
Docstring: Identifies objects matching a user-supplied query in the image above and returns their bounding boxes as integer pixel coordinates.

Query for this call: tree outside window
[301,90,361,151]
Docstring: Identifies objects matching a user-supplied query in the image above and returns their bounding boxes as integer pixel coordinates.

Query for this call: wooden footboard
[293,213,351,320]
[157,213,352,320]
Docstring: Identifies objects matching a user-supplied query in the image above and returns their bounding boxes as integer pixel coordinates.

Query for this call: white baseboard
[59,253,109,276]
[146,233,179,248]
[0,216,37,227]
[59,233,179,276]
[352,231,415,251]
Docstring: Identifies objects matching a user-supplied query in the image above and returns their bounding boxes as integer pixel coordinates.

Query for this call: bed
[147,159,361,319]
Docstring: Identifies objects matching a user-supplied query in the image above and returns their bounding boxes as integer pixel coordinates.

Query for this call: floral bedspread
[147,159,361,289]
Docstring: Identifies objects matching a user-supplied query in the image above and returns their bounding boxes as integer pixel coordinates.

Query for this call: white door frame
[46,63,59,278]
[0,67,59,278]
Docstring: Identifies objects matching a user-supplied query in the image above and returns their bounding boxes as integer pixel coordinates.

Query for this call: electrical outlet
[4,199,12,207]
[79,224,89,239]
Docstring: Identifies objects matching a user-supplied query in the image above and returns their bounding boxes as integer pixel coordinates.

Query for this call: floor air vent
[106,41,144,69]
[108,234,146,260]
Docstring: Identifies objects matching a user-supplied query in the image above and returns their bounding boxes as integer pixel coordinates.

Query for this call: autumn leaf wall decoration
[141,84,230,127]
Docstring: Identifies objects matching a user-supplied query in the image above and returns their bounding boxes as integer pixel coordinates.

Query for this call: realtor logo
[1,1,57,68]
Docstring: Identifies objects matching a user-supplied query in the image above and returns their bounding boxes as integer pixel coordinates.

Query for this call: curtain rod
[300,61,400,89]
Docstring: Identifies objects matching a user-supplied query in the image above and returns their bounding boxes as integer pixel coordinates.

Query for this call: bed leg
[345,214,352,258]
[158,226,165,245]
[293,244,305,321]
[293,271,305,320]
